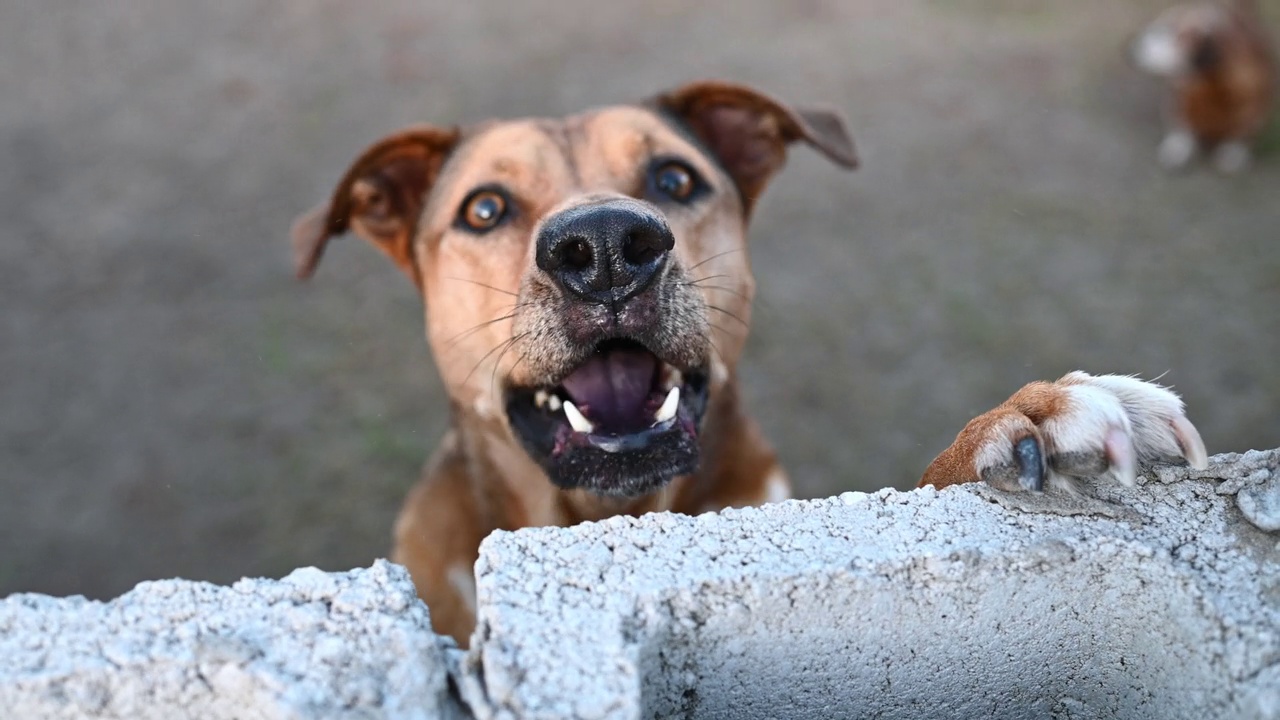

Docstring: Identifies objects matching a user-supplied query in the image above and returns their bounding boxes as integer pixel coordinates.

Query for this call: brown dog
[291,81,1208,647]
[1131,0,1276,172]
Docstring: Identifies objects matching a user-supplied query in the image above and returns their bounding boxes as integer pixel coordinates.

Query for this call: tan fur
[919,384,1068,490]
[294,82,852,646]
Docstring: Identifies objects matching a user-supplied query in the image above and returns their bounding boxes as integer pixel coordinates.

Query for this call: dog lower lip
[583,416,677,453]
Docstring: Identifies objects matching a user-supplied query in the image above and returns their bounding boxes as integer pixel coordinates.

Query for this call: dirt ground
[2,0,1277,600]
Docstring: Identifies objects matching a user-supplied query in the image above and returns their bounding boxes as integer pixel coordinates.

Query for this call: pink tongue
[560,349,657,431]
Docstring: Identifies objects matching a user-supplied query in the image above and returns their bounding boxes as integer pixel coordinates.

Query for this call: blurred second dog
[1131,0,1275,172]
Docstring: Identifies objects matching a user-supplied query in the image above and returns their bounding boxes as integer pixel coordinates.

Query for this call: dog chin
[537,428,702,497]
[503,338,710,498]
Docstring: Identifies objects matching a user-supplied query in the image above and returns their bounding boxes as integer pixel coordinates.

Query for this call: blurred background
[2,0,1277,600]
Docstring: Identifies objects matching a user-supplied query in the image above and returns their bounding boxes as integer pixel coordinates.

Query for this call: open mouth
[505,339,710,496]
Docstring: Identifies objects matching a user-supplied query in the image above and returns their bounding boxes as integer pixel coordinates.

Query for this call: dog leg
[1158,129,1198,170]
[390,433,488,648]
[921,372,1207,493]
[694,462,791,512]
[675,391,793,513]
[1211,141,1252,175]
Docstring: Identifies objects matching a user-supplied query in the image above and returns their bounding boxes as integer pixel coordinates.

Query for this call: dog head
[292,81,856,497]
[1130,2,1246,78]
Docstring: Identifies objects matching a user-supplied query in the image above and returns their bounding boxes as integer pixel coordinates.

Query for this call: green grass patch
[1254,114,1280,158]
[361,418,429,470]
[259,322,291,375]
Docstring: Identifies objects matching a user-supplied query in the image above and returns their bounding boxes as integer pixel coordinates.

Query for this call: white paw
[1043,372,1207,492]
[1036,380,1137,492]
[1158,130,1198,170]
[1211,142,1252,175]
[970,373,1207,494]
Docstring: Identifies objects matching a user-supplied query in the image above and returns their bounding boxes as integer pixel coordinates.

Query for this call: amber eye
[652,161,698,203]
[458,188,508,232]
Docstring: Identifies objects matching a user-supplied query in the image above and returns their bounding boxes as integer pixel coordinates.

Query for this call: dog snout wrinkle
[535,200,674,307]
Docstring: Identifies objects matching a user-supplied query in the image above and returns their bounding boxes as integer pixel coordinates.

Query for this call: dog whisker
[503,350,532,389]
[464,332,529,386]
[703,332,728,370]
[444,312,518,349]
[683,273,732,285]
[707,321,742,340]
[707,304,749,328]
[687,248,744,273]
[686,284,750,301]
[686,275,775,317]
[443,276,519,297]
[443,301,537,351]
[490,333,528,393]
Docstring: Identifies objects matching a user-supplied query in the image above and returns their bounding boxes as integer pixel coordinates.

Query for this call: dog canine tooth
[547,395,562,412]
[563,400,594,434]
[654,386,680,424]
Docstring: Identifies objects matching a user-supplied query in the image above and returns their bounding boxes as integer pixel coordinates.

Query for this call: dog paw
[1211,142,1252,175]
[1158,130,1198,171]
[922,372,1207,493]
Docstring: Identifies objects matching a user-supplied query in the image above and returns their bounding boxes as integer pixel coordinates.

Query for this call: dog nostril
[560,237,593,270]
[622,229,671,266]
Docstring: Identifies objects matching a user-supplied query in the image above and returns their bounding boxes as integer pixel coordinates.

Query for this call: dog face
[1132,3,1232,78]
[293,81,856,497]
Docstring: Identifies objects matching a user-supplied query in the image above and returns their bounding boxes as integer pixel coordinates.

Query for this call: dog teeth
[534,390,563,412]
[563,400,594,434]
[654,386,680,424]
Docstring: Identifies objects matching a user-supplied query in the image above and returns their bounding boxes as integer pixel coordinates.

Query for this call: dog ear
[653,81,857,211]
[291,125,460,288]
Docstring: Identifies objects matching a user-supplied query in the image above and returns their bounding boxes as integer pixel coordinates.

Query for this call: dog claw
[1015,436,1045,491]
[1104,426,1137,487]
[1172,415,1208,470]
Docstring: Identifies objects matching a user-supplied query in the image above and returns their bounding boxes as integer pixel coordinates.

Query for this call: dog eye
[651,160,700,203]
[458,188,509,232]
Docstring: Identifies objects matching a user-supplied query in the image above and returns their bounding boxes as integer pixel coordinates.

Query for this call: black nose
[535,199,675,306]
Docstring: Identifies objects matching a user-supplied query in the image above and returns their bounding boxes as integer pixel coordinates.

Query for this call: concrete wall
[4,449,1279,719]
[0,562,467,719]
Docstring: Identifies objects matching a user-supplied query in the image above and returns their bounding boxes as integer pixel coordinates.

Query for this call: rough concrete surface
[0,560,466,720]
[4,0,1280,604]
[3,452,1278,719]
[460,449,1280,720]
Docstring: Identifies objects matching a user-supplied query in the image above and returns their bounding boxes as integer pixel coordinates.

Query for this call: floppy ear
[653,80,858,212]
[290,125,460,288]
